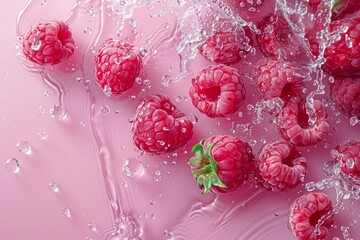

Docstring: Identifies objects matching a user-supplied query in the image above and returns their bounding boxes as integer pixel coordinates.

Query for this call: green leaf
[191,143,203,153]
[203,176,212,194]
[211,175,226,188]
[188,156,201,167]
[208,156,217,172]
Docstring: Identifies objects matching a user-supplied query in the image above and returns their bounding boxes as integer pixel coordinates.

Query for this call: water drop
[5,158,20,173]
[139,47,147,57]
[15,140,32,155]
[122,158,144,177]
[174,95,181,102]
[83,27,93,34]
[189,114,198,124]
[88,222,97,231]
[135,77,142,84]
[350,116,358,126]
[161,75,172,87]
[62,206,71,218]
[99,105,110,115]
[48,182,59,193]
[305,182,316,191]
[38,132,49,140]
[346,158,355,169]
[110,200,118,210]
[40,0,47,6]
[103,85,112,97]
[31,38,42,51]
[50,105,67,120]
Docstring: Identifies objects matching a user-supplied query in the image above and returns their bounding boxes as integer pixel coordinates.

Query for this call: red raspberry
[199,30,251,65]
[95,39,142,95]
[289,192,334,240]
[277,99,330,147]
[253,58,306,101]
[22,20,75,65]
[189,65,246,118]
[256,140,307,192]
[332,0,360,21]
[132,94,193,154]
[188,135,254,194]
[333,140,360,182]
[322,17,360,76]
[331,76,360,118]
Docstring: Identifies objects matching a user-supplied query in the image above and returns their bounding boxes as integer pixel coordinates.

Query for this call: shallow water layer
[0,0,359,239]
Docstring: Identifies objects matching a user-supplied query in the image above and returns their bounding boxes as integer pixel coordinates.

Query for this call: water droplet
[83,27,93,34]
[174,95,181,102]
[248,139,257,146]
[88,222,97,231]
[103,85,112,97]
[139,47,147,57]
[31,38,42,51]
[189,114,198,124]
[40,0,47,6]
[50,105,67,120]
[48,182,59,193]
[135,77,142,84]
[110,200,119,210]
[62,206,71,218]
[161,75,172,87]
[305,182,316,191]
[99,105,110,115]
[122,158,144,177]
[346,158,355,169]
[316,181,324,190]
[5,158,20,173]
[39,105,46,113]
[44,91,50,97]
[350,116,358,126]
[38,132,49,140]
[15,140,32,155]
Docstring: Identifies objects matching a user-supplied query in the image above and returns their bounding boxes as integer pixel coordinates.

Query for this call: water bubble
[103,85,112,97]
[15,140,32,155]
[139,47,147,57]
[48,182,59,193]
[88,222,97,231]
[110,200,118,210]
[38,132,49,140]
[135,77,142,84]
[346,158,355,169]
[40,0,47,6]
[174,95,182,102]
[99,105,110,115]
[39,105,46,114]
[161,75,172,87]
[83,27,93,34]
[44,91,50,97]
[122,158,144,177]
[316,181,324,190]
[306,182,316,191]
[31,38,42,51]
[5,158,20,173]
[189,114,198,124]
[50,105,67,120]
[62,206,71,218]
[350,116,358,126]
[248,139,257,146]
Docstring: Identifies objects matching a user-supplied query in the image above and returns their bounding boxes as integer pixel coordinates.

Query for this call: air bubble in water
[122,158,144,177]
[346,158,355,169]
[88,222,97,231]
[40,0,47,6]
[99,105,110,115]
[305,182,316,191]
[50,105,67,120]
[189,114,198,124]
[103,85,112,97]
[48,182,59,193]
[15,140,32,155]
[38,132,49,140]
[5,158,20,173]
[162,75,172,87]
[350,116,358,126]
[62,206,71,218]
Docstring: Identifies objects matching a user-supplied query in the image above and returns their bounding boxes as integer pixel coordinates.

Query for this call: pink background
[0,0,359,239]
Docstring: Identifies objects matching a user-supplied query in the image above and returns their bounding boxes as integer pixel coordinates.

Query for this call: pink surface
[0,0,359,239]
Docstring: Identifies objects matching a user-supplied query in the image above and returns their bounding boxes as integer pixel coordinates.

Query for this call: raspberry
[331,76,360,118]
[322,17,360,76]
[199,30,251,65]
[277,99,330,147]
[189,65,246,118]
[289,192,334,240]
[22,20,75,65]
[332,0,360,21]
[253,58,306,101]
[189,135,254,193]
[132,94,193,154]
[333,140,360,182]
[95,39,142,95]
[256,140,307,192]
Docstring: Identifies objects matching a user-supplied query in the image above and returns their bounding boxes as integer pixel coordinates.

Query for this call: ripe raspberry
[189,65,246,118]
[333,140,360,182]
[322,17,360,76]
[332,0,360,21]
[199,30,251,65]
[331,76,360,118]
[289,192,334,240]
[253,58,306,101]
[95,39,142,95]
[188,135,254,193]
[277,99,330,147]
[132,94,193,154]
[256,140,307,192]
[22,20,75,65]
